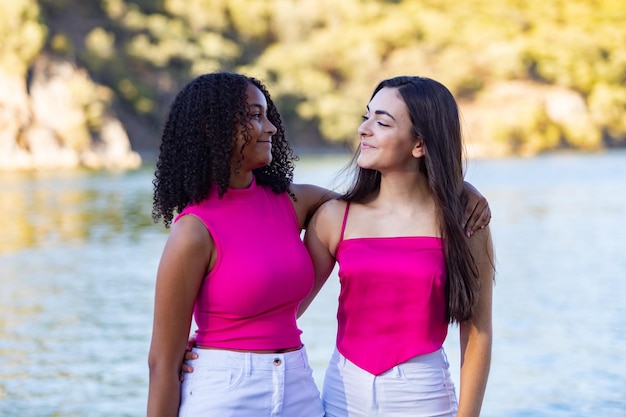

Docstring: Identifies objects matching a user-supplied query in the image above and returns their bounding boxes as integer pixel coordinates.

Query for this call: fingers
[463,204,478,235]
[178,360,198,382]
[184,350,198,361]
[178,367,194,382]
[464,199,492,237]
[179,336,197,383]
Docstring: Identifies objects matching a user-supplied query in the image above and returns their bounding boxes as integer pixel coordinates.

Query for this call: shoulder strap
[339,201,351,243]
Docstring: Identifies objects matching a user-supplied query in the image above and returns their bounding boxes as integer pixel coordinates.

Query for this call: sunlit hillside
[1,0,625,169]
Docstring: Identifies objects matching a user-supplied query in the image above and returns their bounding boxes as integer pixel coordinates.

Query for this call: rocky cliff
[0,0,140,171]
[0,55,141,171]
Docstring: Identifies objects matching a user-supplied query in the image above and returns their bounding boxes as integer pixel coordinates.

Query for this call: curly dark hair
[152,72,297,227]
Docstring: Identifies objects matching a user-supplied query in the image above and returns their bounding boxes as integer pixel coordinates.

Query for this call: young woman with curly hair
[149,72,490,417]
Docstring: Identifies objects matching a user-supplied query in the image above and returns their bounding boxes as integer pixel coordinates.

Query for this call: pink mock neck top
[174,178,314,350]
[335,203,448,375]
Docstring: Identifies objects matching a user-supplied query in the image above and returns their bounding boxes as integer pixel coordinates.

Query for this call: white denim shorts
[322,347,458,417]
[179,346,324,417]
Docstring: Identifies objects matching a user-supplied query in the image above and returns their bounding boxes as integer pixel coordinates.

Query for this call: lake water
[1,151,625,417]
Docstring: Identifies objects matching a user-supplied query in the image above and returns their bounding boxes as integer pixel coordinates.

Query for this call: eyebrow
[248,104,265,111]
[366,105,396,121]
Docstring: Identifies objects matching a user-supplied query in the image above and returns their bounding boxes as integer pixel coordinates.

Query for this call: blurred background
[0,1,625,416]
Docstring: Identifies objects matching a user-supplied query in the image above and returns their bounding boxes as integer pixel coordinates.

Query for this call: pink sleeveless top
[174,178,314,350]
[335,202,448,375]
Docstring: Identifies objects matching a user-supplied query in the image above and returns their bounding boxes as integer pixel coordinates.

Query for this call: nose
[266,119,277,135]
[357,119,371,137]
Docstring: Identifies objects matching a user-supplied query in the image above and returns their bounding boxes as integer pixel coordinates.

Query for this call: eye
[361,115,369,121]
[249,113,262,120]
[377,121,390,127]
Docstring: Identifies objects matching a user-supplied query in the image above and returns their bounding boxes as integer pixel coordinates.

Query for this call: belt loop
[339,350,346,368]
[300,345,308,365]
[394,364,402,378]
[245,352,252,377]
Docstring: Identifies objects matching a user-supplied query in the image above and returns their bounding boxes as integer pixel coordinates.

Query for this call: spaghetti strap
[339,202,351,243]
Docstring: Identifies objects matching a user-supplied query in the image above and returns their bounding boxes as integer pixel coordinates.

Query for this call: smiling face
[356,87,424,173]
[231,83,277,175]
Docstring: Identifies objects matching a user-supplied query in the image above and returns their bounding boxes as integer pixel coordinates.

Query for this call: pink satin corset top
[335,203,448,375]
[174,178,314,351]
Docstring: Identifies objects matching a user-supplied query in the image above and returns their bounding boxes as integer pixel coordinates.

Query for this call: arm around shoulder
[290,183,339,230]
[462,181,491,236]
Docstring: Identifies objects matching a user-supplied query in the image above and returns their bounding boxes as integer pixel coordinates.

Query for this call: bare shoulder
[156,214,214,287]
[290,183,337,204]
[306,198,348,255]
[289,183,339,228]
[171,214,210,239]
[165,214,214,257]
[315,198,347,219]
[310,198,347,235]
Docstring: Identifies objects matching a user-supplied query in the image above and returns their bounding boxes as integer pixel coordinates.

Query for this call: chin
[255,157,273,169]
[356,156,373,170]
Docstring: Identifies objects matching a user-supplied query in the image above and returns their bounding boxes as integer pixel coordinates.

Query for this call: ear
[412,139,425,159]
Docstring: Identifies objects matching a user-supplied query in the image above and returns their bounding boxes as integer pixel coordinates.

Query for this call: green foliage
[0,0,46,76]
[6,0,626,153]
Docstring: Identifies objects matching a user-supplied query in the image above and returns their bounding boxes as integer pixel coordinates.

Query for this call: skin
[147,84,331,417]
[301,87,494,416]
[154,83,491,417]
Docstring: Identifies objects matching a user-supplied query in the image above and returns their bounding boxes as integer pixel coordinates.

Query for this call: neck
[375,170,431,207]
[229,170,254,189]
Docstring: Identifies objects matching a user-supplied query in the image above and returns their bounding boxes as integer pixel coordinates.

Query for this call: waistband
[189,345,310,371]
[400,347,448,366]
[333,347,449,374]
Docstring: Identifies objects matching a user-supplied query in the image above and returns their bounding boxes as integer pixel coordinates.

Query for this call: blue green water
[1,151,625,416]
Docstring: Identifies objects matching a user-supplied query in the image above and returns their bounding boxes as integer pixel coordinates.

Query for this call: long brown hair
[342,76,479,323]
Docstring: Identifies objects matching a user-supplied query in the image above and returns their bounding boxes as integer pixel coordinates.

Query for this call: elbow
[148,351,158,376]
[148,353,162,384]
[147,344,183,417]
[474,327,493,353]
[460,321,493,351]
[148,345,161,372]
[148,348,176,381]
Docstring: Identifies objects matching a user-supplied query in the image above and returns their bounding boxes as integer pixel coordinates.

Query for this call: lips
[360,141,374,150]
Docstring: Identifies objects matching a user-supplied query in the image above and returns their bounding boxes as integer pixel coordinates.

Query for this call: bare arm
[457,226,495,417]
[147,216,212,417]
[298,199,344,317]
[289,183,339,230]
[178,189,341,379]
[462,181,491,237]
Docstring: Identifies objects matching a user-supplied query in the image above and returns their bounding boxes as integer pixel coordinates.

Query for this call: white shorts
[179,346,324,417]
[322,347,458,417]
